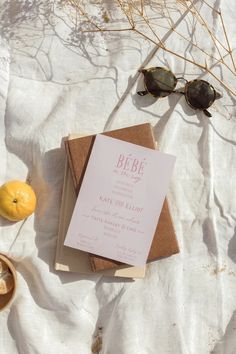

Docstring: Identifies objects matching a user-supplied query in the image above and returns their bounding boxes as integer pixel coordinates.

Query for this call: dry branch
[66,0,236,96]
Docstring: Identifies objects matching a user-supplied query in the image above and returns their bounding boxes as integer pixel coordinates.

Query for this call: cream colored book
[54,134,146,278]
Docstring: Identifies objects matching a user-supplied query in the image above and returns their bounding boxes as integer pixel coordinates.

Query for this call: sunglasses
[137,67,222,117]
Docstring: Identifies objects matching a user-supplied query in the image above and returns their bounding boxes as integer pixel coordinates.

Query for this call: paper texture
[65,134,176,266]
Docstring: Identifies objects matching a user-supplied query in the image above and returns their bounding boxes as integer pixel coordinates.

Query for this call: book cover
[54,135,146,278]
[65,123,179,271]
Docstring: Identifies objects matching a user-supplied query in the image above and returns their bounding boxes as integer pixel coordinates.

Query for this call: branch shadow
[0,0,131,104]
[202,217,218,258]
[228,226,236,264]
[212,309,236,354]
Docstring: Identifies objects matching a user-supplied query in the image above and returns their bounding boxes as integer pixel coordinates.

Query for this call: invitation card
[64,134,176,267]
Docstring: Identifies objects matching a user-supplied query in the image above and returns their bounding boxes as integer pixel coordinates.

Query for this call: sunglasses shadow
[133,73,157,106]
[133,84,182,114]
[133,93,158,107]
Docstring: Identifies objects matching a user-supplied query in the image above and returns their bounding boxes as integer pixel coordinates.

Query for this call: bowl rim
[0,254,17,311]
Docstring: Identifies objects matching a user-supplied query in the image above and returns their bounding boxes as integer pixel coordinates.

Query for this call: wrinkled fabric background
[0,1,236,353]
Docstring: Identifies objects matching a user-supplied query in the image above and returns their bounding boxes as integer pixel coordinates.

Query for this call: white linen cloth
[0,1,236,353]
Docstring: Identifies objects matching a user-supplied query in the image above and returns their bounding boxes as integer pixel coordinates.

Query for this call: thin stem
[133,28,236,96]
[8,219,27,253]
[116,0,135,28]
[195,0,236,77]
[140,0,144,16]
[69,0,102,31]
[186,1,227,59]
[81,28,133,33]
[219,11,236,72]
[67,0,236,97]
[133,4,166,47]
[171,28,236,77]
[201,0,220,14]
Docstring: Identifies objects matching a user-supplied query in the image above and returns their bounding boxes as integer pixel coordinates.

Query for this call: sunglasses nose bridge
[176,77,188,83]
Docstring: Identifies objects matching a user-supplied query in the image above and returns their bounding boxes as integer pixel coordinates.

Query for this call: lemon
[0,180,37,221]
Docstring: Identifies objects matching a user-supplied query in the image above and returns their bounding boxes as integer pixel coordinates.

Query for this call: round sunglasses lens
[185,80,216,110]
[143,67,177,98]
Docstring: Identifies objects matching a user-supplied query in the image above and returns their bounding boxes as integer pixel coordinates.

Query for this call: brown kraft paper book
[65,123,179,271]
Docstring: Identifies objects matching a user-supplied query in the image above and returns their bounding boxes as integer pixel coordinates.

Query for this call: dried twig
[66,0,236,96]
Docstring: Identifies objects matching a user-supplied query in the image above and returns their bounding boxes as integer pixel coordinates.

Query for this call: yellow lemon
[0,180,37,221]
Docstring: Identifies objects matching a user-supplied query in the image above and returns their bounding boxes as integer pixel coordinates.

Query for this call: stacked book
[54,123,179,279]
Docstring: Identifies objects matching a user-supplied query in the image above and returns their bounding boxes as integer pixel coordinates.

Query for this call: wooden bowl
[0,254,17,311]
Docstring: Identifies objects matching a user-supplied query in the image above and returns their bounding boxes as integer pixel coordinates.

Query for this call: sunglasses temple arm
[173,91,212,117]
[215,90,223,100]
[203,109,212,117]
[176,77,188,83]
[137,90,149,96]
